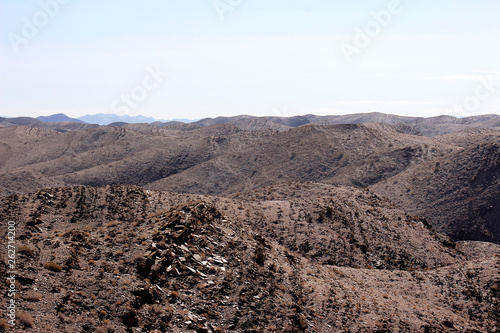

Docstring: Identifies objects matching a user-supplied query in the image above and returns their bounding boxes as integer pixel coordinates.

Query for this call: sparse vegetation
[17,244,34,256]
[0,319,9,332]
[25,291,42,302]
[17,311,34,328]
[255,247,266,266]
[44,261,62,272]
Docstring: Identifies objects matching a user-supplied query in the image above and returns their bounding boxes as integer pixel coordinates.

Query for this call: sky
[1,0,500,120]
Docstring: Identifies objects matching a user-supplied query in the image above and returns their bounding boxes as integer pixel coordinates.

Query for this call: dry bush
[0,319,9,332]
[255,247,266,266]
[25,291,42,302]
[17,311,34,328]
[44,262,62,272]
[152,304,164,315]
[169,291,180,301]
[17,244,34,256]
[465,270,476,278]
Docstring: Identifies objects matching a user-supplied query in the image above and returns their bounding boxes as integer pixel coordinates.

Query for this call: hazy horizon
[2,0,500,120]
[4,111,500,124]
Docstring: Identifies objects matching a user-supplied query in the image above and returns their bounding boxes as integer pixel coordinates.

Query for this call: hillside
[2,122,500,245]
[0,124,450,197]
[147,123,455,193]
[371,138,500,244]
[223,182,461,270]
[0,117,97,132]
[0,125,220,194]
[191,113,500,136]
[0,184,499,332]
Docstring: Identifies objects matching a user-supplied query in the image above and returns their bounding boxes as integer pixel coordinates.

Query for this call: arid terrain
[1,114,499,244]
[0,184,499,332]
[1,113,500,332]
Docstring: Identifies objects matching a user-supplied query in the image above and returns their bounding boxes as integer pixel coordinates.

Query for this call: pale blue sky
[1,0,499,120]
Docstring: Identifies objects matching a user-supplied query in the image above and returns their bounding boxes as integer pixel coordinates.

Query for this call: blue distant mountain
[37,113,87,124]
[78,113,194,125]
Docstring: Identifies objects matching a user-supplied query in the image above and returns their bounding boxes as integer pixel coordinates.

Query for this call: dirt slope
[372,140,500,244]
[0,184,499,332]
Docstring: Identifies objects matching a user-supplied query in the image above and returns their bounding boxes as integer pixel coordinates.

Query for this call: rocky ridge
[0,184,499,332]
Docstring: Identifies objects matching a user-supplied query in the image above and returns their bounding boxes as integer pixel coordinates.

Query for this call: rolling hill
[1,121,499,245]
[0,184,498,332]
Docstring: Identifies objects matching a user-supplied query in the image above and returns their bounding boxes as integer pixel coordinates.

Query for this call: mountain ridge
[3,112,500,136]
[37,113,86,124]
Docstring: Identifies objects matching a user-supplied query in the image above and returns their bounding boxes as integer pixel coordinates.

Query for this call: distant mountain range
[37,113,87,123]
[1,112,500,136]
[1,113,194,125]
[77,113,195,125]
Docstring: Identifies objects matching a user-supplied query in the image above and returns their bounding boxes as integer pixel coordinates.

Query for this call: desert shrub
[465,270,476,278]
[255,247,266,266]
[18,244,34,256]
[325,206,333,218]
[0,319,9,332]
[17,311,34,327]
[25,291,42,302]
[317,212,325,223]
[152,304,164,315]
[44,262,62,272]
